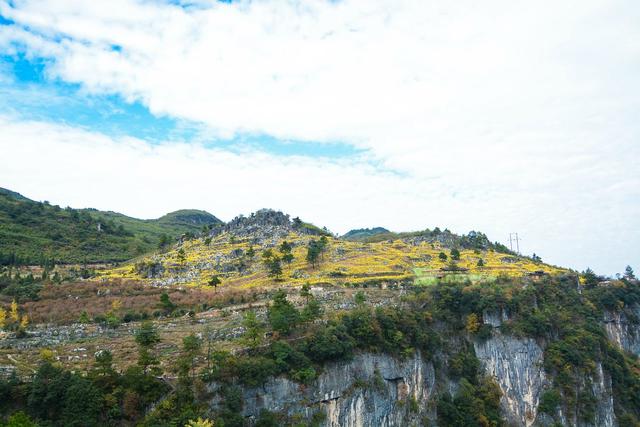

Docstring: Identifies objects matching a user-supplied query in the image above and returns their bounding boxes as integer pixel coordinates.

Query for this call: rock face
[212,209,325,243]
[213,352,437,426]
[474,334,546,427]
[206,314,640,427]
[603,305,640,357]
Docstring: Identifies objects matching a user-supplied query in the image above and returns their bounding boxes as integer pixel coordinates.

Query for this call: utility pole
[509,233,521,254]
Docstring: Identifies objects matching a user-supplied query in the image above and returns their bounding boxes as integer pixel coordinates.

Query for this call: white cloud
[0,0,639,274]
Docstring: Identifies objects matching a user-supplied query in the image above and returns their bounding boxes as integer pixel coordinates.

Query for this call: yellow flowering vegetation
[97,232,567,290]
[10,299,19,322]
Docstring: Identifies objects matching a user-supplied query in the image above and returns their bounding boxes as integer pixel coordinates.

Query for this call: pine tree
[242,311,265,349]
[624,265,636,280]
[135,321,161,374]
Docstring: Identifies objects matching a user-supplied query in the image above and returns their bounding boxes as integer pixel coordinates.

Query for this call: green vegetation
[341,227,390,240]
[0,188,221,264]
[2,275,640,426]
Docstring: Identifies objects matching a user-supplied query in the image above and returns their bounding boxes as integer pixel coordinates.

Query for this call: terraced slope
[100,210,566,289]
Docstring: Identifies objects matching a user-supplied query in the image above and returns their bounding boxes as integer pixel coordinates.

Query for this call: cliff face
[604,305,640,357]
[474,334,546,427]
[216,352,437,426]
[208,310,640,426]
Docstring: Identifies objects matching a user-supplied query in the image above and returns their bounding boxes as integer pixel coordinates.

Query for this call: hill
[101,209,565,288]
[341,227,390,240]
[0,188,222,264]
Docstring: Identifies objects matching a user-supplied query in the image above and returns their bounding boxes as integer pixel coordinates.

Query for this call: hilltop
[101,209,565,288]
[0,188,222,264]
[342,227,390,240]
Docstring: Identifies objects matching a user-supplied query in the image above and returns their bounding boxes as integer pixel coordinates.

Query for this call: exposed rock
[603,305,640,356]
[482,309,510,328]
[210,352,437,426]
[474,334,547,427]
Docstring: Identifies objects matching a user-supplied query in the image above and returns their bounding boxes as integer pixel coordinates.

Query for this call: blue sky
[0,52,360,157]
[0,0,638,275]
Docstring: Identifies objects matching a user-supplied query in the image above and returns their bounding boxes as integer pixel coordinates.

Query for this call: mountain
[0,188,222,264]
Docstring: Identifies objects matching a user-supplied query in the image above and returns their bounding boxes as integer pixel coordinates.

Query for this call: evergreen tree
[135,321,161,375]
[208,275,221,291]
[624,265,636,280]
[268,290,300,335]
[242,310,265,350]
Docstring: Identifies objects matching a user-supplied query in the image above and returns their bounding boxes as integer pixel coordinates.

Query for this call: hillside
[2,207,639,427]
[0,188,222,264]
[100,209,566,288]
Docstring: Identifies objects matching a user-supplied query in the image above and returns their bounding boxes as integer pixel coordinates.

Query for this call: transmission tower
[509,233,521,254]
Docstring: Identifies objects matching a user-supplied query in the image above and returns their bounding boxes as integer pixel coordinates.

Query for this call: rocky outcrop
[211,352,437,426]
[212,209,325,244]
[474,334,547,427]
[603,305,640,356]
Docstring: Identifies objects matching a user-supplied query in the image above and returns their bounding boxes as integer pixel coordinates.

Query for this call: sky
[0,0,638,276]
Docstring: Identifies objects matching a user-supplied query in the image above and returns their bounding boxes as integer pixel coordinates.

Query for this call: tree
[93,350,115,378]
[279,241,293,254]
[78,310,90,324]
[262,249,274,260]
[301,296,323,323]
[477,259,485,268]
[300,283,312,303]
[268,290,300,335]
[61,375,102,427]
[451,248,461,261]
[242,310,265,350]
[306,237,329,268]
[246,246,256,258]
[438,252,448,262]
[0,307,6,329]
[135,321,161,374]
[182,333,202,378]
[159,292,176,314]
[158,234,170,249]
[282,252,294,264]
[279,241,294,264]
[186,418,214,427]
[582,268,599,288]
[465,313,480,334]
[10,299,19,322]
[6,411,38,427]
[208,275,221,291]
[532,253,542,263]
[624,265,636,280]
[177,248,186,265]
[354,291,366,305]
[266,257,282,279]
